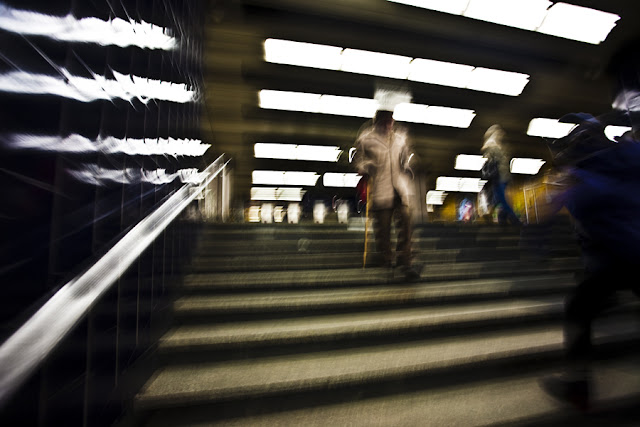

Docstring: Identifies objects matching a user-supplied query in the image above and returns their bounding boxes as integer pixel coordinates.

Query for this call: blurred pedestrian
[481,125,522,226]
[353,109,421,280]
[538,112,640,411]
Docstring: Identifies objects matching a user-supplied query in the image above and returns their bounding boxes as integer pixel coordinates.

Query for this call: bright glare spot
[604,125,632,141]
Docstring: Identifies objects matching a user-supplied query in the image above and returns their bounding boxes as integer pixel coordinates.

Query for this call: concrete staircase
[127,219,640,426]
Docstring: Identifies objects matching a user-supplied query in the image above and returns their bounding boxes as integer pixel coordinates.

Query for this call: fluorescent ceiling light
[393,103,476,127]
[409,58,473,88]
[527,118,576,138]
[259,90,476,128]
[251,187,305,201]
[537,3,620,45]
[455,154,486,171]
[467,67,529,96]
[464,0,550,31]
[604,125,632,141]
[341,49,412,79]
[264,39,343,70]
[388,0,470,15]
[318,95,379,118]
[436,176,486,192]
[252,170,320,186]
[426,190,448,205]
[254,143,343,162]
[387,0,620,45]
[510,158,546,174]
[258,90,321,113]
[0,4,177,50]
[264,39,529,96]
[323,173,362,188]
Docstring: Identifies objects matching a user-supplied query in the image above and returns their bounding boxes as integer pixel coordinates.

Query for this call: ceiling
[201,0,640,205]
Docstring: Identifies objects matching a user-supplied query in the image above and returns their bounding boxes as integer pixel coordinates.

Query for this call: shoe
[539,375,590,412]
[403,263,424,281]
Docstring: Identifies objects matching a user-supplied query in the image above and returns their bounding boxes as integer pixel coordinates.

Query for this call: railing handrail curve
[0,154,229,407]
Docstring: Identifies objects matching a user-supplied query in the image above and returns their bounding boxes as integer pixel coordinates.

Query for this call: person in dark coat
[538,112,640,411]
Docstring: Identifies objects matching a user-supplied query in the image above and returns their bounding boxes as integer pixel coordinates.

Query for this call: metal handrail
[0,154,229,406]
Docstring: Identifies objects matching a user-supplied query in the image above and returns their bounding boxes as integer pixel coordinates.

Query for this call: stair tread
[182,259,581,288]
[162,297,565,349]
[173,274,575,313]
[143,353,640,427]
[136,318,639,408]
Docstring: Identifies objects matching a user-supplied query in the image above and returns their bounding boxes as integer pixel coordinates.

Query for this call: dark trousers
[372,196,413,267]
[564,262,639,373]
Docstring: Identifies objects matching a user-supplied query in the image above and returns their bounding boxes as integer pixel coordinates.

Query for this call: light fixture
[250,187,306,201]
[527,118,576,138]
[341,48,412,79]
[264,39,342,70]
[264,39,529,96]
[254,143,343,162]
[537,3,620,45]
[408,58,473,88]
[252,170,320,186]
[436,176,486,192]
[323,173,362,188]
[455,154,486,171]
[388,0,470,15]
[466,67,530,96]
[259,90,476,128]
[426,190,448,205]
[510,158,546,174]
[463,0,551,31]
[387,0,620,45]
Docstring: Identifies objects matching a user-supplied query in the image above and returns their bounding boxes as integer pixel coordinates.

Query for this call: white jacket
[353,126,415,209]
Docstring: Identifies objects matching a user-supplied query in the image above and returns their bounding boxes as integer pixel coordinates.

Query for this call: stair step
[163,297,567,353]
[181,258,582,291]
[135,316,640,411]
[141,353,640,426]
[173,274,576,317]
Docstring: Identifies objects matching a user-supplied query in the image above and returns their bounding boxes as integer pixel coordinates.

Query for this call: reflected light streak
[0,70,196,103]
[0,3,177,50]
[67,165,209,186]
[3,133,210,157]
